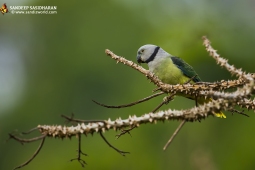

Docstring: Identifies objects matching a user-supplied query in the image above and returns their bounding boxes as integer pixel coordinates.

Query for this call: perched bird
[136,44,226,118]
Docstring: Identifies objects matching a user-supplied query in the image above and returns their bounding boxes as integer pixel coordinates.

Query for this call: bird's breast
[150,60,190,85]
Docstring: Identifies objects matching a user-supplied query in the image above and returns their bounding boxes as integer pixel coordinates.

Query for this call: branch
[9,133,46,145]
[61,114,105,124]
[70,134,87,167]
[105,49,249,99]
[99,131,129,156]
[37,97,242,139]
[202,36,250,80]
[92,91,164,108]
[163,120,186,151]
[13,136,46,170]
[105,49,164,87]
[10,36,255,169]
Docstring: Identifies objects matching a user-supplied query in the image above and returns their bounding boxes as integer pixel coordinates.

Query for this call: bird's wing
[170,56,202,82]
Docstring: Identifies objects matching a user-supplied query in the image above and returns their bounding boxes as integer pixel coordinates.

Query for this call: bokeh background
[1,0,255,169]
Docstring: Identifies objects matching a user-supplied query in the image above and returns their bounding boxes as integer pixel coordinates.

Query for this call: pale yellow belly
[152,63,191,85]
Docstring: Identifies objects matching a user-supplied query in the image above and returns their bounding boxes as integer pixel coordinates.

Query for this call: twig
[61,114,105,123]
[228,108,249,117]
[163,120,186,151]
[21,127,39,134]
[161,75,198,150]
[151,93,176,113]
[13,135,46,170]
[151,102,165,113]
[187,75,198,84]
[115,93,175,139]
[99,131,129,156]
[92,92,164,109]
[94,92,166,139]
[163,97,198,151]
[115,126,136,139]
[9,134,46,145]
[70,134,87,167]
[152,87,162,93]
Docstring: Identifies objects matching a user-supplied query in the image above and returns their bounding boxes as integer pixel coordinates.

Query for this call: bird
[136,44,226,118]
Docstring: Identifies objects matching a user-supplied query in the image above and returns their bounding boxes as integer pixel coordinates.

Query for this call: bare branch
[70,134,87,167]
[9,133,46,144]
[10,37,255,169]
[105,49,250,101]
[115,126,136,139]
[228,108,249,117]
[99,131,129,156]
[105,49,164,87]
[13,136,46,170]
[161,75,199,149]
[202,36,250,80]
[92,91,164,109]
[21,127,39,134]
[61,114,105,124]
[163,120,186,151]
[151,93,176,113]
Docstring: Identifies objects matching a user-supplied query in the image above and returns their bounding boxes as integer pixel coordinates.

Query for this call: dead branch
[99,131,129,156]
[70,134,87,167]
[163,120,186,151]
[9,133,46,145]
[10,36,255,169]
[13,136,46,170]
[61,114,105,124]
[92,91,164,109]
[105,50,248,94]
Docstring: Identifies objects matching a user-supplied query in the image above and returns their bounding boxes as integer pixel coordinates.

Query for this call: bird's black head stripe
[145,46,160,63]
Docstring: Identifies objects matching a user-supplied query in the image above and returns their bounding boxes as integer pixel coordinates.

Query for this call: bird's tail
[197,98,226,118]
[214,111,226,118]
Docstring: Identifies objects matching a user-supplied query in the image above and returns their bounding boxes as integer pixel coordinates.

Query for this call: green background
[1,0,255,169]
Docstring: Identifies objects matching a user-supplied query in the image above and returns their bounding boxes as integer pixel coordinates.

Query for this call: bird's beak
[136,55,144,64]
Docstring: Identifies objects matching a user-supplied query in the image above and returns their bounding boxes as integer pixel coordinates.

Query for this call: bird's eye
[141,49,144,53]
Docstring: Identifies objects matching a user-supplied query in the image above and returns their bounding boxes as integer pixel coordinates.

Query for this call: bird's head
[136,44,161,64]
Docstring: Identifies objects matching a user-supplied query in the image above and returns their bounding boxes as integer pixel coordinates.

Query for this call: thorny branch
[162,75,200,150]
[96,75,198,139]
[10,36,255,169]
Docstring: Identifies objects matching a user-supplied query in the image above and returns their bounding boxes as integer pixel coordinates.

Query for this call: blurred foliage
[1,0,255,170]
